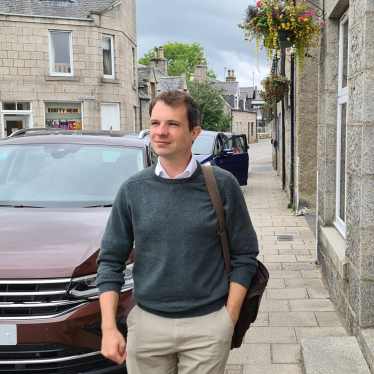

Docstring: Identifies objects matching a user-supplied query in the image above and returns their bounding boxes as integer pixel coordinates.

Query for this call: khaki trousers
[126,305,233,374]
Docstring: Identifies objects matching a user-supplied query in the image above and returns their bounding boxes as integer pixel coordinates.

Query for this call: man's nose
[155,123,168,136]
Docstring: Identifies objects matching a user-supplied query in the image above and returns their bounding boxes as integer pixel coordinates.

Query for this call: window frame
[334,11,349,238]
[102,34,115,79]
[49,31,74,77]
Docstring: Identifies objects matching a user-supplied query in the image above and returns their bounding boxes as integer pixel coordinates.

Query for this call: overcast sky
[136,0,268,89]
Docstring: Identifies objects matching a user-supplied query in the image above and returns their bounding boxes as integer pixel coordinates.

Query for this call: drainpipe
[290,54,295,206]
[281,49,286,190]
[139,99,143,131]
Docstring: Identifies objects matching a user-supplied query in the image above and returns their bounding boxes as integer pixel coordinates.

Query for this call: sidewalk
[225,156,347,374]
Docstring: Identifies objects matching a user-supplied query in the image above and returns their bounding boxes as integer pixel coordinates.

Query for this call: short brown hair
[149,90,202,131]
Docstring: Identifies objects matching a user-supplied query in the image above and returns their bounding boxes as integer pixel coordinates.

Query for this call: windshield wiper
[83,204,113,208]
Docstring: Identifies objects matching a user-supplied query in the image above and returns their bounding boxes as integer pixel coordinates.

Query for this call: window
[49,31,73,76]
[101,103,120,131]
[334,11,349,237]
[2,101,33,136]
[102,35,115,78]
[251,122,254,137]
[234,95,239,109]
[133,106,137,131]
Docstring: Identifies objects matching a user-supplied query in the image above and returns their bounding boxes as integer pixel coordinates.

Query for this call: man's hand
[99,291,126,364]
[226,282,247,326]
[101,327,127,365]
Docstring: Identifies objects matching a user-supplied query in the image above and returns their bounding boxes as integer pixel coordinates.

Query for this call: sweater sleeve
[217,171,259,290]
[96,184,134,296]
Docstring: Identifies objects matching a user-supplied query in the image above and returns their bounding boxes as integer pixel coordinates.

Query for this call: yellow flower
[280,14,283,18]
[304,18,308,21]
[282,23,286,28]
[291,18,295,21]
[278,26,281,29]
[274,6,278,9]
[287,38,290,41]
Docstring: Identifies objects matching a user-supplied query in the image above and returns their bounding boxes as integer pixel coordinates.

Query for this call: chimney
[197,57,201,65]
[149,46,168,76]
[255,85,257,90]
[201,57,206,65]
[226,69,237,82]
[159,46,165,59]
[194,57,207,82]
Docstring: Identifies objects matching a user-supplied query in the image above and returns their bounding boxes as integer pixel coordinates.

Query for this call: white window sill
[320,226,347,280]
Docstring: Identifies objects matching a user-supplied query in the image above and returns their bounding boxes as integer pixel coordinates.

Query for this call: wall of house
[317,0,374,335]
[231,110,257,144]
[0,1,137,137]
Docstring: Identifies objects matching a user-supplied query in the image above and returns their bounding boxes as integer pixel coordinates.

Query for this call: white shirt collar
[155,154,198,179]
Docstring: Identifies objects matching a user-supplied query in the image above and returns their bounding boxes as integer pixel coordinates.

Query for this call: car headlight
[68,263,134,300]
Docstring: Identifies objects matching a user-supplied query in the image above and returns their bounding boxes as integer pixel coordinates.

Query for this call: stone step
[301,337,371,374]
[358,329,374,373]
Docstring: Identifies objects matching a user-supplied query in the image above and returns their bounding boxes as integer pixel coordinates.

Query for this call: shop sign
[46,108,81,115]
[79,96,96,100]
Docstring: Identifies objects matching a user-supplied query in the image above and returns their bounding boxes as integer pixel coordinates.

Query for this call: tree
[138,41,217,80]
[188,80,232,132]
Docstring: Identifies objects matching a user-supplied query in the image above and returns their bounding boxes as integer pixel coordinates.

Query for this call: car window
[224,136,247,154]
[192,135,214,155]
[0,144,144,208]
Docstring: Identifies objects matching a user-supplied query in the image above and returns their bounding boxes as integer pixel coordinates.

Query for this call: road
[249,138,272,163]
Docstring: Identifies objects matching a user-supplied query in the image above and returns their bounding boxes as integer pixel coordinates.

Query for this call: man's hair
[149,90,202,132]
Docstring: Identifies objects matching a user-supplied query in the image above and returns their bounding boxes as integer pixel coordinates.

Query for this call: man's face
[150,101,201,161]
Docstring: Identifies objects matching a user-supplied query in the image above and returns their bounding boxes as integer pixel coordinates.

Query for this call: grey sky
[136,0,268,89]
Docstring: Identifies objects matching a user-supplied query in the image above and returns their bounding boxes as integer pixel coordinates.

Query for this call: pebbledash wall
[317,0,374,336]
[0,0,137,138]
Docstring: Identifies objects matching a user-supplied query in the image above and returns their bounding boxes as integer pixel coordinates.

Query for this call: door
[4,116,26,137]
[101,103,120,131]
[214,134,249,186]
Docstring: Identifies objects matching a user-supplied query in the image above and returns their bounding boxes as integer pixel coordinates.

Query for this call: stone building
[211,69,259,143]
[270,43,319,211]
[0,0,137,138]
[137,47,188,130]
[316,0,374,351]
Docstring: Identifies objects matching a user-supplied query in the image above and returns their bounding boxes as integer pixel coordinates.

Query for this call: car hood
[194,154,211,164]
[0,208,111,279]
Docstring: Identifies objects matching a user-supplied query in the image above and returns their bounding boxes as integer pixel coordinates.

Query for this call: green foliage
[188,80,232,132]
[138,41,217,80]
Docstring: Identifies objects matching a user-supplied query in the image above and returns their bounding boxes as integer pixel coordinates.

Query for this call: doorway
[4,115,28,137]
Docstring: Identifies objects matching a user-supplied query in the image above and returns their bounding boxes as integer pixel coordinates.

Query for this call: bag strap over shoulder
[201,164,233,278]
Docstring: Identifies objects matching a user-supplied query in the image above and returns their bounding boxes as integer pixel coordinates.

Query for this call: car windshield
[192,135,214,155]
[0,144,144,208]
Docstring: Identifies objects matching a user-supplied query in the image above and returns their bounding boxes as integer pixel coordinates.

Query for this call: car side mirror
[221,148,234,156]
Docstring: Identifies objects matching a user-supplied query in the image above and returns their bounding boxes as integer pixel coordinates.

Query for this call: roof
[0,0,117,19]
[159,77,184,93]
[139,91,150,100]
[138,66,150,88]
[1,129,148,147]
[213,81,239,96]
[239,92,247,101]
[240,87,255,99]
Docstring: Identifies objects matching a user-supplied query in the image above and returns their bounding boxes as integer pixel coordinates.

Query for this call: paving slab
[301,270,322,278]
[267,288,308,300]
[259,299,290,312]
[282,263,316,271]
[251,312,269,327]
[285,278,325,288]
[358,329,374,371]
[266,278,286,289]
[301,337,370,374]
[307,288,330,299]
[314,312,343,327]
[295,327,348,341]
[227,344,271,365]
[269,312,318,327]
[272,344,301,364]
[264,255,296,263]
[245,327,297,344]
[290,299,335,312]
[269,270,302,279]
[243,364,302,374]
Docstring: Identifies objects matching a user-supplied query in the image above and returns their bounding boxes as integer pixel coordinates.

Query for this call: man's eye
[151,122,159,126]
[170,123,178,127]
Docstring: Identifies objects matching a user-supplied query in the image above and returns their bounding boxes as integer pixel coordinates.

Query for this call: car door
[214,134,249,186]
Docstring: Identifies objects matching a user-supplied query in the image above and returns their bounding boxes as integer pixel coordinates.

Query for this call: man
[96,90,258,374]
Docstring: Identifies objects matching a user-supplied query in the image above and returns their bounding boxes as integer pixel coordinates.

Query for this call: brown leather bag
[201,164,269,349]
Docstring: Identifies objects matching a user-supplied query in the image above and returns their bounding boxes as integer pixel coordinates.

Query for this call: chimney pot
[255,85,257,90]
[159,46,165,59]
[197,57,201,65]
[201,57,205,65]
[232,69,235,76]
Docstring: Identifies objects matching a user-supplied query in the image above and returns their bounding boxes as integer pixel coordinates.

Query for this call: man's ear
[191,126,202,142]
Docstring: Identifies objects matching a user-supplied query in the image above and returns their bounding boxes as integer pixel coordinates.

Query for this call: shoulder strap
[201,164,233,278]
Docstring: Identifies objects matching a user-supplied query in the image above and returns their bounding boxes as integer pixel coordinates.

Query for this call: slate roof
[239,92,247,101]
[0,0,117,19]
[159,77,184,92]
[139,91,150,100]
[213,81,239,96]
[240,87,255,99]
[138,66,150,88]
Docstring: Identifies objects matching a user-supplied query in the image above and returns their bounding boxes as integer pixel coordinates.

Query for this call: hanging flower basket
[262,75,291,104]
[239,0,324,72]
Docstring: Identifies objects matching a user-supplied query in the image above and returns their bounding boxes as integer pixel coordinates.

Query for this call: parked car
[191,130,250,186]
[0,128,153,374]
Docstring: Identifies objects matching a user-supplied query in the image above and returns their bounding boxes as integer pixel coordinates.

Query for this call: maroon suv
[0,129,152,374]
